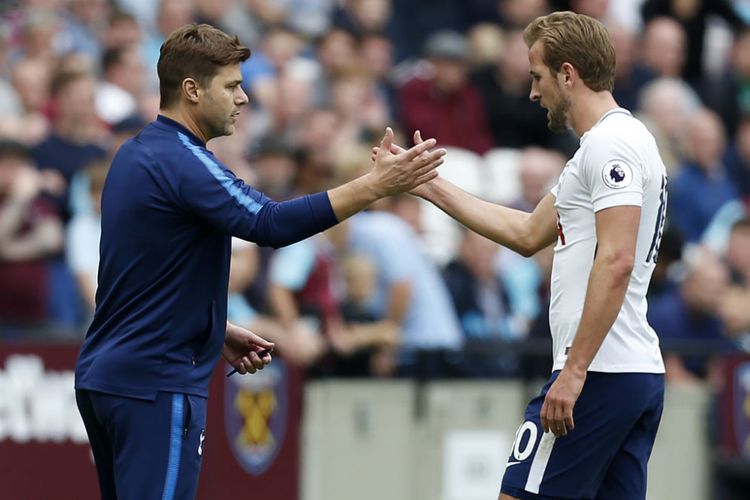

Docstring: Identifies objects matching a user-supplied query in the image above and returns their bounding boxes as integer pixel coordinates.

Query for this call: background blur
[1,0,750,499]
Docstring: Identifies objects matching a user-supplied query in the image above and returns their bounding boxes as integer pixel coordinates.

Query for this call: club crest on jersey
[224,358,288,475]
[602,160,633,189]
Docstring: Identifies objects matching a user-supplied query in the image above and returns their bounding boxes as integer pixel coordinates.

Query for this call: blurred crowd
[0,0,750,386]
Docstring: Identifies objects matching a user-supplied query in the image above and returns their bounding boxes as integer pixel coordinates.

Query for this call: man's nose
[237,87,249,105]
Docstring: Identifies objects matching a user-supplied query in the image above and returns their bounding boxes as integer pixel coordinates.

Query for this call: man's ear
[182,78,201,103]
[560,62,575,87]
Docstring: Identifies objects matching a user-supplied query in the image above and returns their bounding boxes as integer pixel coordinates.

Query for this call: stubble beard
[547,94,571,133]
[204,116,234,140]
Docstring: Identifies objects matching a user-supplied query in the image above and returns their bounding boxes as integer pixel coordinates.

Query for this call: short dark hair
[102,46,126,74]
[157,24,251,108]
[0,139,31,162]
[50,68,91,98]
[86,161,110,193]
[731,217,750,233]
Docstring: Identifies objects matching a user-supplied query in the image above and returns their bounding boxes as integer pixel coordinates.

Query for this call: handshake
[367,128,446,199]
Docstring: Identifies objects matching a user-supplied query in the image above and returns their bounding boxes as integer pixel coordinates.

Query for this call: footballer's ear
[560,62,575,86]
[182,78,201,103]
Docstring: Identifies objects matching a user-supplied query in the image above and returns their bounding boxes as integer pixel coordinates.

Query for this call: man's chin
[547,113,568,133]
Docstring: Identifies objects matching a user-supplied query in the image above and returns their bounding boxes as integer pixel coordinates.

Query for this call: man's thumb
[380,126,394,154]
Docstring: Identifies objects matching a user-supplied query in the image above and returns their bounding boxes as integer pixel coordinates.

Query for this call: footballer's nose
[529,83,541,102]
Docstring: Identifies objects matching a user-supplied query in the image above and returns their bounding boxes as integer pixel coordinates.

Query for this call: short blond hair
[523,11,615,92]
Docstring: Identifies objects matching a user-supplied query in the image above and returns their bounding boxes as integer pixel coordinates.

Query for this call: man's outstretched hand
[368,128,445,197]
[371,130,440,198]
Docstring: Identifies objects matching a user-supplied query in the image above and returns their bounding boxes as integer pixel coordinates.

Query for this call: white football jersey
[549,108,666,373]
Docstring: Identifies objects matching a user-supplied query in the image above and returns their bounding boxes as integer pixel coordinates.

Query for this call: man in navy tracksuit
[74,24,445,500]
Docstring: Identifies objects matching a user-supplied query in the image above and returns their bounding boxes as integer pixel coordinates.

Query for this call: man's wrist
[564,359,588,378]
[415,176,441,201]
[361,171,386,200]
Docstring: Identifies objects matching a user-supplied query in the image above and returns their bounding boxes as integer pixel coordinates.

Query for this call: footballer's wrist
[564,359,589,378]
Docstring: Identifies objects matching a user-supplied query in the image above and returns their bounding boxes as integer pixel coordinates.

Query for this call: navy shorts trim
[162,393,184,500]
[500,371,664,500]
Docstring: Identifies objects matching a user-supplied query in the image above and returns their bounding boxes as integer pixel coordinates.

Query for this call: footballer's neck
[569,90,619,137]
[159,106,210,144]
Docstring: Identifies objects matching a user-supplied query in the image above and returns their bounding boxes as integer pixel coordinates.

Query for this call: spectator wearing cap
[0,140,63,329]
[398,30,493,154]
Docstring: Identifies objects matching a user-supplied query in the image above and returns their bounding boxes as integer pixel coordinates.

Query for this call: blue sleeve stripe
[178,132,264,214]
[161,393,184,500]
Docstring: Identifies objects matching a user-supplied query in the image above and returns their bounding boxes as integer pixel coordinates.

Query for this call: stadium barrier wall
[0,342,738,499]
[301,379,712,500]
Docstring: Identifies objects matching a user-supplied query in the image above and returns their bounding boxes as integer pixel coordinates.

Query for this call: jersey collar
[591,107,631,129]
[155,115,206,147]
[579,107,631,145]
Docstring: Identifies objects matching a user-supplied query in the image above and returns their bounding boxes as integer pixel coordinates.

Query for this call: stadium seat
[418,199,462,265]
[482,147,522,204]
[438,147,483,196]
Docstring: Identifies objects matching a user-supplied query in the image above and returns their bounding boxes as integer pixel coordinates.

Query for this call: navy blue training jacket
[75,115,337,399]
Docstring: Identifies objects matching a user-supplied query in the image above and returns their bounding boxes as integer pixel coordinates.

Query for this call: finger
[390,143,407,154]
[257,347,275,359]
[261,352,273,366]
[409,155,445,182]
[564,405,574,432]
[564,413,574,432]
[399,137,437,161]
[553,404,566,437]
[419,147,447,164]
[248,351,266,370]
[373,143,406,163]
[379,127,394,156]
[540,399,550,434]
[242,356,257,374]
[251,334,274,349]
[411,169,439,187]
[413,129,424,144]
[413,149,446,173]
[236,360,247,375]
[410,160,443,185]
